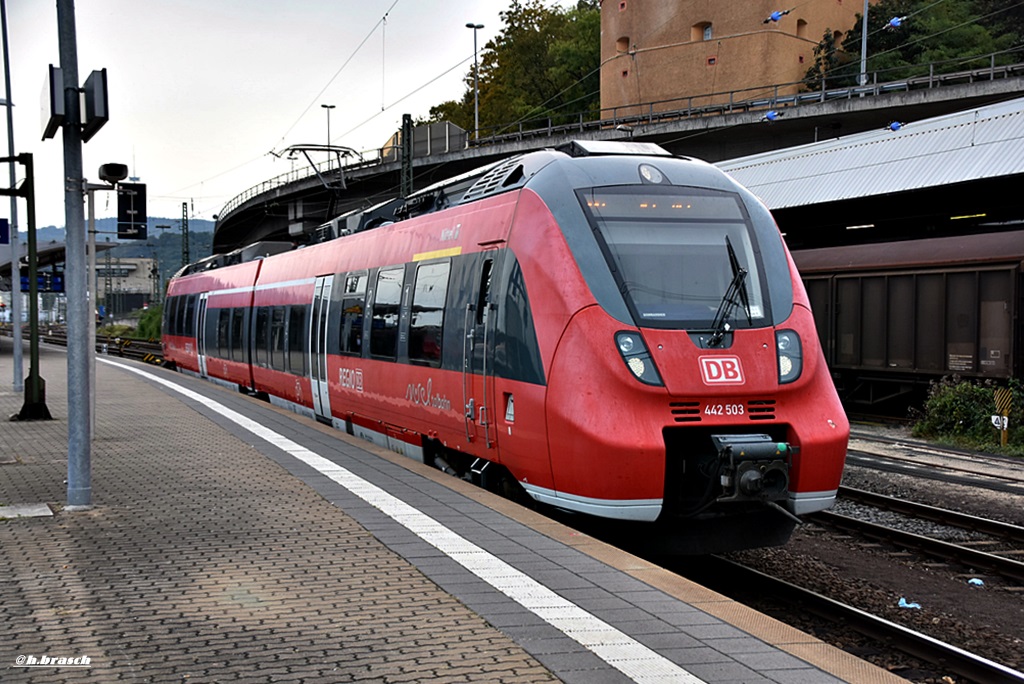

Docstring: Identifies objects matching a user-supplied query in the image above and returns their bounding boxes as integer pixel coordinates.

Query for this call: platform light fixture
[466,22,484,139]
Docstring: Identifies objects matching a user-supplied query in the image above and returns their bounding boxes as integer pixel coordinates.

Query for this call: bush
[912,376,1024,454]
[135,305,162,341]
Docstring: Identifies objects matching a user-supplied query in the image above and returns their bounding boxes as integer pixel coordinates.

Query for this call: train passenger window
[217,308,231,359]
[164,296,177,335]
[253,307,269,368]
[339,273,367,356]
[370,268,404,360]
[184,295,196,337]
[230,308,245,362]
[493,258,545,385]
[270,307,286,372]
[476,259,493,326]
[409,262,450,367]
[173,296,183,336]
[287,305,307,376]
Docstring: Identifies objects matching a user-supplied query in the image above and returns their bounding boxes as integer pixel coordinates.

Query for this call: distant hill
[33,217,215,244]
[18,218,216,289]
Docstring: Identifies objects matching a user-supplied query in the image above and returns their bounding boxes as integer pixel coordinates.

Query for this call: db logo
[699,356,745,385]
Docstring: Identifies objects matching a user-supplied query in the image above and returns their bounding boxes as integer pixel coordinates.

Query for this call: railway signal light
[117,182,147,240]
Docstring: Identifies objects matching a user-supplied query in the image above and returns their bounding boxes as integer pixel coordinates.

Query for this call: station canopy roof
[717,95,1024,211]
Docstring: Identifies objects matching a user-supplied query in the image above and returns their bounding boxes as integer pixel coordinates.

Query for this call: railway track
[846,430,1024,495]
[679,556,1024,684]
[670,436,1024,682]
[36,329,165,365]
[812,489,1024,583]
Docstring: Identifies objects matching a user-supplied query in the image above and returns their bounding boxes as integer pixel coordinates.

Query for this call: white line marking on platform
[104,360,706,684]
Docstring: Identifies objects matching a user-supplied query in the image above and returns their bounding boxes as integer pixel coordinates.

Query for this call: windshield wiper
[708,236,752,348]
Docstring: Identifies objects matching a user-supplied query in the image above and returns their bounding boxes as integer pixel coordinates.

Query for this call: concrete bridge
[213,63,1024,253]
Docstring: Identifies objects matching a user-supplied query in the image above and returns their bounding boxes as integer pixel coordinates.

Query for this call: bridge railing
[218,48,1024,222]
[472,48,1024,144]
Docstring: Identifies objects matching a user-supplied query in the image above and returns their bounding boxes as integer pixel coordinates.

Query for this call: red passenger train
[163,141,848,553]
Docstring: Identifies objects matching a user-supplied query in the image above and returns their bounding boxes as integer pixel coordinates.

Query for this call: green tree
[804,0,1020,89]
[420,1,600,134]
[135,304,163,341]
[803,28,844,90]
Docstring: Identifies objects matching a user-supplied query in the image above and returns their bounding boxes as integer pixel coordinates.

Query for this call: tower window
[692,22,712,42]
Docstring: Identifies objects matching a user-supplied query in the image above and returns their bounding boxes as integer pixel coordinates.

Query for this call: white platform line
[104,360,706,684]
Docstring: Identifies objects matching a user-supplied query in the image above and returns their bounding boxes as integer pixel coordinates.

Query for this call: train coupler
[711,434,793,503]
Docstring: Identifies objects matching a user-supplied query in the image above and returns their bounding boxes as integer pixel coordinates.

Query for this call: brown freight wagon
[792,230,1023,408]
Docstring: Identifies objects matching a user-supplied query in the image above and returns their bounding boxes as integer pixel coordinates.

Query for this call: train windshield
[580,186,769,330]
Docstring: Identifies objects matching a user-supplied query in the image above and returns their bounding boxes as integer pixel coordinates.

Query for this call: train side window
[176,296,185,336]
[370,267,404,360]
[164,295,177,335]
[409,261,450,367]
[287,305,308,376]
[173,295,184,336]
[217,308,231,359]
[339,272,367,356]
[476,259,493,326]
[253,307,269,368]
[230,308,245,362]
[184,295,196,337]
[270,307,286,372]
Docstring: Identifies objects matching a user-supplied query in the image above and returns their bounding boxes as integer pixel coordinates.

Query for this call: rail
[812,509,1024,583]
[216,50,1024,224]
[32,328,165,366]
[693,556,1024,684]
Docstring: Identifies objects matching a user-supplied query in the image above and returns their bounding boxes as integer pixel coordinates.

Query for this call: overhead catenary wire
[271,0,401,153]
[190,0,1024,221]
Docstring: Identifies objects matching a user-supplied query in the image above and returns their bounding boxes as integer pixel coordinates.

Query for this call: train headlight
[776,330,802,384]
[615,332,664,386]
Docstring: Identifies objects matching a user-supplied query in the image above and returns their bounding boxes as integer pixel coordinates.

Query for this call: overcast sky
[3,1,562,232]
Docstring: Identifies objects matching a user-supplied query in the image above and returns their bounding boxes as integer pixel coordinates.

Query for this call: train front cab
[516,152,849,552]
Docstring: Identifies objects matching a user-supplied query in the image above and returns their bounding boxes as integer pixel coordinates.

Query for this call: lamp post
[859,0,869,86]
[465,23,483,139]
[1,0,24,393]
[321,103,335,169]
[85,163,127,436]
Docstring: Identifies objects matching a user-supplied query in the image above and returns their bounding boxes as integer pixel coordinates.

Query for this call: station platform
[0,337,905,683]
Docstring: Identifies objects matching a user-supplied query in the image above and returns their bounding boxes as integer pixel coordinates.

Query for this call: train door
[196,293,209,378]
[462,252,501,452]
[310,275,334,423]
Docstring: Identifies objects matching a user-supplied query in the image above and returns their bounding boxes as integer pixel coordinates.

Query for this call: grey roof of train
[716,95,1024,210]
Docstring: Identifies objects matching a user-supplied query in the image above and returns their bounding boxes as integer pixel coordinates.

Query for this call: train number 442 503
[704,404,745,416]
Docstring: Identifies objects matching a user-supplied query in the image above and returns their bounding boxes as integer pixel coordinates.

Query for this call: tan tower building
[601,0,879,115]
